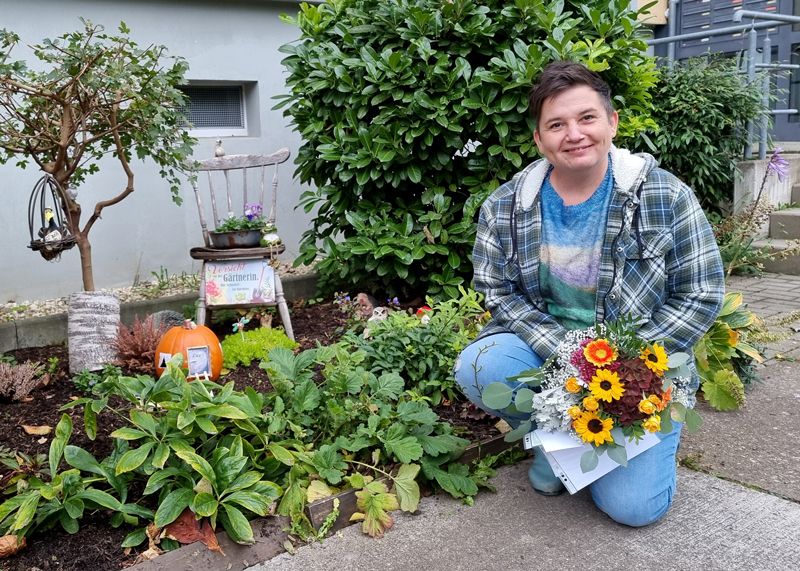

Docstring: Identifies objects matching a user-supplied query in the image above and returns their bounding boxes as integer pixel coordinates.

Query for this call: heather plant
[278,0,658,298]
[0,360,44,402]
[114,316,169,375]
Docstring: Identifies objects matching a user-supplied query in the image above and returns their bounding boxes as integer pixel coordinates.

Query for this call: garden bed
[1,298,511,571]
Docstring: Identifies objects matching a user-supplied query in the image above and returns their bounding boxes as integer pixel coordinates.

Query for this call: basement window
[179,83,258,137]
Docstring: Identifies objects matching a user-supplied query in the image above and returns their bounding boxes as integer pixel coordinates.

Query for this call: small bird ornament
[214,139,226,158]
[38,208,64,261]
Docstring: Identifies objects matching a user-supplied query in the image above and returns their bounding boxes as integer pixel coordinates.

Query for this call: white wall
[0,0,312,302]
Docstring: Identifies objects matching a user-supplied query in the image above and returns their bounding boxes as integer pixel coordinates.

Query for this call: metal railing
[647,7,800,159]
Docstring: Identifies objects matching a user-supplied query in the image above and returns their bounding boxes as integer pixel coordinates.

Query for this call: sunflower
[565,377,582,393]
[584,338,618,367]
[573,411,614,446]
[643,414,661,433]
[640,343,669,375]
[589,369,625,402]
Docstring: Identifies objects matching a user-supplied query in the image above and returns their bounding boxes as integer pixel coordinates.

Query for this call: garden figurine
[453,61,724,526]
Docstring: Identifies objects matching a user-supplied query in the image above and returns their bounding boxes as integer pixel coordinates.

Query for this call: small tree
[0,20,195,290]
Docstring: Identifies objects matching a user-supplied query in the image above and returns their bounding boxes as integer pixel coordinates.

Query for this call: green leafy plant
[0,19,196,290]
[338,287,486,404]
[278,0,657,298]
[695,292,764,411]
[0,415,151,541]
[220,326,299,369]
[0,449,50,495]
[214,203,273,233]
[631,57,765,213]
[71,364,122,395]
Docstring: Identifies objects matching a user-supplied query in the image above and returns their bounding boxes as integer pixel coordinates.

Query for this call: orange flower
[584,339,618,367]
[565,377,581,393]
[657,386,673,411]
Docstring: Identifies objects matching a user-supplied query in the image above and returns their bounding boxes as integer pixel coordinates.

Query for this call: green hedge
[278,0,658,298]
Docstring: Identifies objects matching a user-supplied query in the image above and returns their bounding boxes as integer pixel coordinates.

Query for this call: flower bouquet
[481,318,701,477]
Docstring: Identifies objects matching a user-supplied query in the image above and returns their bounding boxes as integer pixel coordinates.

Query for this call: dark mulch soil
[0,300,498,571]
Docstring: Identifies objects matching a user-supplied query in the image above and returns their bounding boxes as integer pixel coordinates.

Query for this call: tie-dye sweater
[538,165,614,330]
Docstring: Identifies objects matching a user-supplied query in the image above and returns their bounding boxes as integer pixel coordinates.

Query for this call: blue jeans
[453,332,682,527]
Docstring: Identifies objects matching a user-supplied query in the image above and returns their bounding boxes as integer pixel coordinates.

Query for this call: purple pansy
[244,202,263,221]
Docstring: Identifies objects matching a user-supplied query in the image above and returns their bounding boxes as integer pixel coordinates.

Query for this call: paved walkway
[249,273,800,571]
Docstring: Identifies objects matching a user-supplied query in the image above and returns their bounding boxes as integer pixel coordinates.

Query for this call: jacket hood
[515,146,658,210]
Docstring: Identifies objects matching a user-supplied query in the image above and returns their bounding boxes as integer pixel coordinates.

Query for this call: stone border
[128,433,517,571]
[0,272,319,353]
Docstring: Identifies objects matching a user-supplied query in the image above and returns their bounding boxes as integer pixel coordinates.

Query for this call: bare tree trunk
[67,291,119,374]
[74,231,95,292]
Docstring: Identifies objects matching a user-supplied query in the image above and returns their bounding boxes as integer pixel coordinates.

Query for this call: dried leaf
[36,437,48,444]
[138,547,162,561]
[21,424,52,436]
[494,419,512,434]
[0,534,26,558]
[306,480,335,503]
[164,508,222,554]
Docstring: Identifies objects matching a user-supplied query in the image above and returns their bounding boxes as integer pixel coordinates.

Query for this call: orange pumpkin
[154,319,223,380]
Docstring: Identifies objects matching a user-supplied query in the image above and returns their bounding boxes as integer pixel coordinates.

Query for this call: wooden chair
[188,146,294,340]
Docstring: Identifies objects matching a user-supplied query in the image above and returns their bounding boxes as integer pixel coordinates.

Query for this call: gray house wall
[0,0,312,303]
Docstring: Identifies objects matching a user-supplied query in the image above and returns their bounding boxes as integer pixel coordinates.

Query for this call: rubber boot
[528,448,565,496]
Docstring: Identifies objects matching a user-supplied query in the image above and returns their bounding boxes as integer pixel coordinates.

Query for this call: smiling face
[533,84,619,182]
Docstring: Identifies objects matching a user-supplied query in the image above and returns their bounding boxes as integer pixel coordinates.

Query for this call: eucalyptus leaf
[503,421,532,442]
[580,449,599,473]
[482,382,514,410]
[514,388,535,413]
[606,444,628,467]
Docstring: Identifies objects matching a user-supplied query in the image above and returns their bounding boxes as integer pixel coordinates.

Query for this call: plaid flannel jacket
[474,147,724,397]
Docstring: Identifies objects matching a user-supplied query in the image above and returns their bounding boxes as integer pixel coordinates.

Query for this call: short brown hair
[528,61,614,126]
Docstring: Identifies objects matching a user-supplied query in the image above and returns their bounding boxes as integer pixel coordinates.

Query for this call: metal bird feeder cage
[27,174,76,261]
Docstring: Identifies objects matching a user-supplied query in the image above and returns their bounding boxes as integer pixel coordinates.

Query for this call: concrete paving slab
[680,360,800,502]
[249,464,800,571]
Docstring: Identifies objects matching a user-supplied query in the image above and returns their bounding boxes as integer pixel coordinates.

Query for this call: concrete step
[769,208,800,240]
[753,239,800,275]
[793,184,800,205]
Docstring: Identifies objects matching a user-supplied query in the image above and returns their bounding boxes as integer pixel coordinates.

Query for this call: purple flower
[244,202,263,221]
[767,147,789,183]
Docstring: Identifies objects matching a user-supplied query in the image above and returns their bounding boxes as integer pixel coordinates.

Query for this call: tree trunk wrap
[67,292,120,374]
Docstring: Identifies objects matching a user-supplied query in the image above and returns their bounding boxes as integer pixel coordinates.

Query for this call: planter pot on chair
[208,229,262,249]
